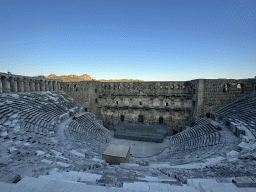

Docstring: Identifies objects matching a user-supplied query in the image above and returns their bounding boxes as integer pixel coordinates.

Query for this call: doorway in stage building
[138,115,143,123]
[159,117,163,124]
[121,115,124,122]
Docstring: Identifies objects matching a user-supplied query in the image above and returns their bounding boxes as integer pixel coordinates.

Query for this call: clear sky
[0,0,255,81]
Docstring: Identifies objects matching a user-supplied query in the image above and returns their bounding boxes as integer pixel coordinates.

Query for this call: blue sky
[0,0,255,81]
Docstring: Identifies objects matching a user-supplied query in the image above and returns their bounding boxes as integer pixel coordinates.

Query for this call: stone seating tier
[168,121,221,152]
[68,113,111,143]
[0,91,81,140]
[213,91,256,128]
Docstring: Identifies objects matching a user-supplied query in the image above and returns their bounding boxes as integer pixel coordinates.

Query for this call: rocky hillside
[34,74,144,82]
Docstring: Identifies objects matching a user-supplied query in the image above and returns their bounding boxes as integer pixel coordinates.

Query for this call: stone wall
[0,72,62,93]
[202,78,256,119]
[61,81,100,119]
[2,72,255,132]
[61,81,194,131]
[60,77,256,132]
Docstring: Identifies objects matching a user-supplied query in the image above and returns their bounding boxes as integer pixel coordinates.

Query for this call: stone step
[0,175,200,192]
[187,178,256,192]
[123,181,198,192]
[136,175,177,183]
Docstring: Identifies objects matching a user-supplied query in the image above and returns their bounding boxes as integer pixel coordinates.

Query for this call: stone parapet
[0,72,62,93]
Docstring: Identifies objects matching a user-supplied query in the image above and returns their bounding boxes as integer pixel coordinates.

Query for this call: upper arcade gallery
[0,73,62,93]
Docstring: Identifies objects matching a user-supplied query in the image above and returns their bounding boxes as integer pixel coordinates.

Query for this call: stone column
[0,78,2,93]
[40,80,45,91]
[49,81,53,91]
[10,77,18,92]
[58,82,61,90]
[30,79,35,91]
[45,81,49,91]
[71,84,74,92]
[24,78,30,92]
[2,77,11,93]
[17,78,24,92]
[53,81,57,91]
[35,80,40,91]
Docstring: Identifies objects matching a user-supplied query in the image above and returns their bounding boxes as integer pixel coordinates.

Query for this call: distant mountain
[34,74,144,82]
[47,74,57,79]
[94,79,145,82]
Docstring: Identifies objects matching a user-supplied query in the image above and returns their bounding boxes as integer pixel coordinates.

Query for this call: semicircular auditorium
[0,72,256,192]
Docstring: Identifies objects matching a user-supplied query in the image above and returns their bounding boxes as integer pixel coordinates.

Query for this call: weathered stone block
[221,151,227,158]
[230,122,237,133]
[236,126,245,136]
[102,144,130,165]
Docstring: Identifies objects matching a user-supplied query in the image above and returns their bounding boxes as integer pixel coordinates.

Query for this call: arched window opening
[166,86,168,89]
[116,101,118,104]
[140,102,142,105]
[223,84,229,93]
[237,84,243,93]
[166,103,168,106]
[74,84,78,92]
[121,115,124,121]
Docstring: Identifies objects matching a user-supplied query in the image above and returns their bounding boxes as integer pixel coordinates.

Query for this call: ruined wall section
[203,78,256,118]
[61,81,101,119]
[98,81,194,131]
[189,79,199,122]
[189,79,205,122]
[190,78,256,122]
[60,77,256,132]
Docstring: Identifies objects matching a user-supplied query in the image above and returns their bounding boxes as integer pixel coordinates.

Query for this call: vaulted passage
[138,115,143,123]
[159,117,163,124]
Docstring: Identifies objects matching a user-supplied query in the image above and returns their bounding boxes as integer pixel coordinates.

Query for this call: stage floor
[113,122,168,143]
